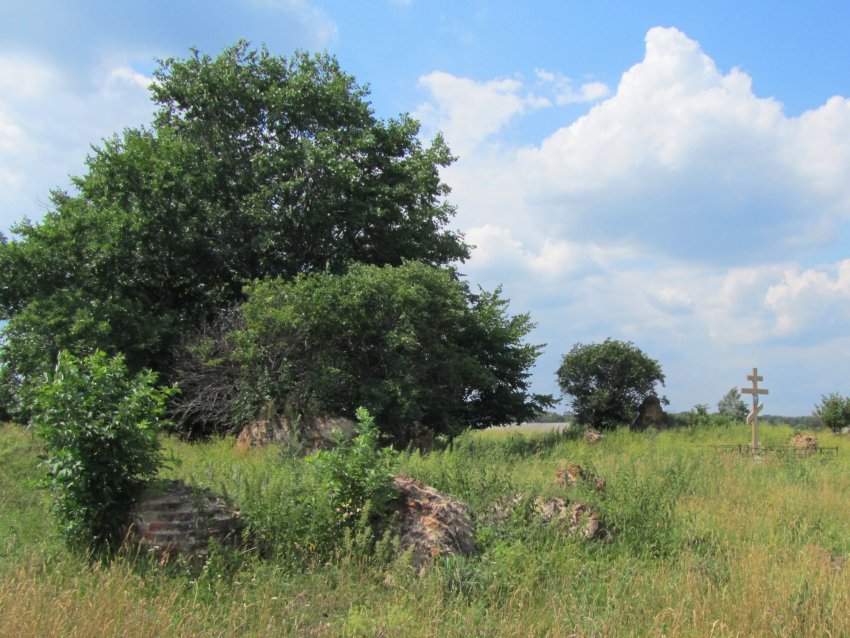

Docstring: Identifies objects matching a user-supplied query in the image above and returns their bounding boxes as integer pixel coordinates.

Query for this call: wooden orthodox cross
[741,368,769,454]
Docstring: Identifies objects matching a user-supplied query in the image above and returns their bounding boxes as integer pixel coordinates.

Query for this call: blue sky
[2,1,850,415]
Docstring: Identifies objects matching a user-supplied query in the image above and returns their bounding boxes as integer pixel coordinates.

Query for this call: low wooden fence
[705,444,838,456]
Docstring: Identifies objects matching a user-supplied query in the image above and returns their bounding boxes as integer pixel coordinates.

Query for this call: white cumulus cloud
[0,53,55,99]
[102,66,152,95]
[418,26,850,412]
[535,68,610,105]
[424,27,850,265]
[415,72,549,156]
[0,54,154,233]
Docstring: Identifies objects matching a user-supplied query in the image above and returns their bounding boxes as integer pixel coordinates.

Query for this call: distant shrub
[759,414,819,428]
[684,404,711,428]
[556,339,665,430]
[31,350,174,553]
[717,387,748,421]
[813,393,850,432]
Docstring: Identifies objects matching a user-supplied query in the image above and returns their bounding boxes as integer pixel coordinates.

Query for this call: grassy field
[2,420,849,637]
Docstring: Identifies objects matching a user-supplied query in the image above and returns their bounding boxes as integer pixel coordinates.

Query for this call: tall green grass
[2,420,850,636]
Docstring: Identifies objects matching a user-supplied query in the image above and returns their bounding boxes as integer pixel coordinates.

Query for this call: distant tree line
[529,411,570,424]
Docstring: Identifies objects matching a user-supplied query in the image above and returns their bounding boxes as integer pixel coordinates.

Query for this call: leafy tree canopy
[174,262,553,443]
[813,392,850,432]
[0,42,468,415]
[556,338,665,430]
[717,387,748,421]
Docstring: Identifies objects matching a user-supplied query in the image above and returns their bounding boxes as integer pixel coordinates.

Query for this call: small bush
[684,404,712,428]
[31,350,174,553]
[236,407,400,568]
[308,407,400,530]
[813,393,850,432]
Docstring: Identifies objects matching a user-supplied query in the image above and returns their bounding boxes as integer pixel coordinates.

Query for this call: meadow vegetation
[1,41,849,638]
[2,418,850,637]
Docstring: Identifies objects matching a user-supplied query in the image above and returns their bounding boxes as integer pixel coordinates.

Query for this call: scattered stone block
[235,416,287,453]
[236,410,355,455]
[391,474,476,570]
[584,429,603,444]
[630,395,666,431]
[555,464,606,494]
[482,493,608,541]
[791,432,818,452]
[126,480,242,561]
[555,463,584,487]
[568,502,604,540]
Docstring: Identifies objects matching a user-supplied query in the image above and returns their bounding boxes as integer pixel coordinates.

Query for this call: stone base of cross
[742,368,769,454]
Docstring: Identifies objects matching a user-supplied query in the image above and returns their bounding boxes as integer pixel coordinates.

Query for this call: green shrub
[235,407,400,568]
[813,392,850,432]
[681,404,712,428]
[182,261,553,444]
[308,407,399,530]
[31,350,174,553]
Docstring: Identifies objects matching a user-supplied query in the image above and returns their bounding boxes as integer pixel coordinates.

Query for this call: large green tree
[556,339,665,430]
[0,43,468,414]
[174,262,552,442]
